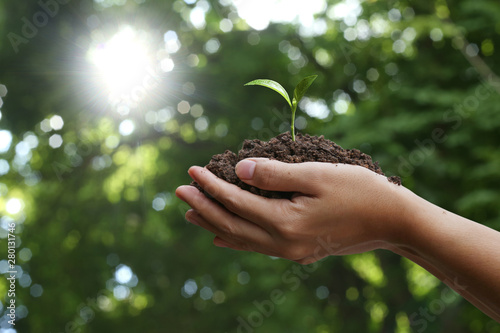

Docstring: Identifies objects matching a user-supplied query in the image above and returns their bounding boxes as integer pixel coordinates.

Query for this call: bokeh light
[0,130,12,153]
[118,120,135,136]
[115,264,133,284]
[6,198,23,215]
[181,279,198,298]
[30,284,44,297]
[49,115,64,131]
[48,134,63,149]
[113,285,130,300]
[316,286,330,300]
[0,159,9,176]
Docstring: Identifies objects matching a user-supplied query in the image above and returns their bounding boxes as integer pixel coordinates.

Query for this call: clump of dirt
[191,132,401,199]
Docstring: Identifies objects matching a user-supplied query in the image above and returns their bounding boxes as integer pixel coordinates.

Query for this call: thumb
[235,158,320,193]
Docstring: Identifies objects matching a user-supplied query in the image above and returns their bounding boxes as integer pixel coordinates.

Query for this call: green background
[0,0,499,332]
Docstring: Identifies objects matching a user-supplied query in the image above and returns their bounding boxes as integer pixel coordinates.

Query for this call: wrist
[374,183,423,250]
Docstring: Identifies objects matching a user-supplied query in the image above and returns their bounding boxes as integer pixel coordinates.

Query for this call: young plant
[245,75,318,141]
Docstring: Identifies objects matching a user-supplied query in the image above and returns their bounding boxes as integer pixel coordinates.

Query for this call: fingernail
[186,211,200,226]
[187,217,199,226]
[175,185,199,202]
[236,160,256,180]
[188,166,201,182]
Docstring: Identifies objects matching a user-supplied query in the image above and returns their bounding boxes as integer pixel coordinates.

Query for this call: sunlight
[327,0,362,22]
[87,26,158,109]
[232,0,327,30]
[230,0,366,35]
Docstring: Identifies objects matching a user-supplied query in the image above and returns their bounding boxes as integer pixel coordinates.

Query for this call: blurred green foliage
[0,0,499,332]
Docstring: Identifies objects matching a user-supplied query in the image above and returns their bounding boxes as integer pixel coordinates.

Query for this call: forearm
[387,188,500,321]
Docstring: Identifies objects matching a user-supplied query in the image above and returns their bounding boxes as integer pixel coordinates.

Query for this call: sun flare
[87,26,156,107]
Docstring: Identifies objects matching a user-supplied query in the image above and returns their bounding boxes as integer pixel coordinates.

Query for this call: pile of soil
[191,132,401,199]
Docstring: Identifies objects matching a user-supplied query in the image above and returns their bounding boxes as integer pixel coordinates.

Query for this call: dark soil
[191,132,401,199]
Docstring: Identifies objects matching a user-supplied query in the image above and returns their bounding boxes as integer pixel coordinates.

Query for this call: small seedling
[245,75,318,141]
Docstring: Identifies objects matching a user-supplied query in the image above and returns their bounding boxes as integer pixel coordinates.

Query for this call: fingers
[175,185,274,247]
[213,236,250,252]
[213,236,232,248]
[187,166,289,228]
[235,158,324,194]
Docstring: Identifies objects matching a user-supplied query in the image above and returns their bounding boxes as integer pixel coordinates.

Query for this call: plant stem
[291,102,297,141]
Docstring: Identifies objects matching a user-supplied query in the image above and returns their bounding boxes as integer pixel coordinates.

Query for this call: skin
[175,158,500,322]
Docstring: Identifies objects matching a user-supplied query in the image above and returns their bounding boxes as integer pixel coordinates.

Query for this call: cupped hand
[175,158,406,264]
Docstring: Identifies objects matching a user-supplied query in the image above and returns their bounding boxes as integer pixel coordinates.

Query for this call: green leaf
[293,75,318,105]
[244,79,292,108]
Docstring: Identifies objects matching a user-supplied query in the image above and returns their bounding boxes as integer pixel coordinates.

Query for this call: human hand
[175,158,405,264]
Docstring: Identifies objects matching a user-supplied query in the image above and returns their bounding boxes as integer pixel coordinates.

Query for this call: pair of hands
[175,158,405,264]
[176,159,500,320]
